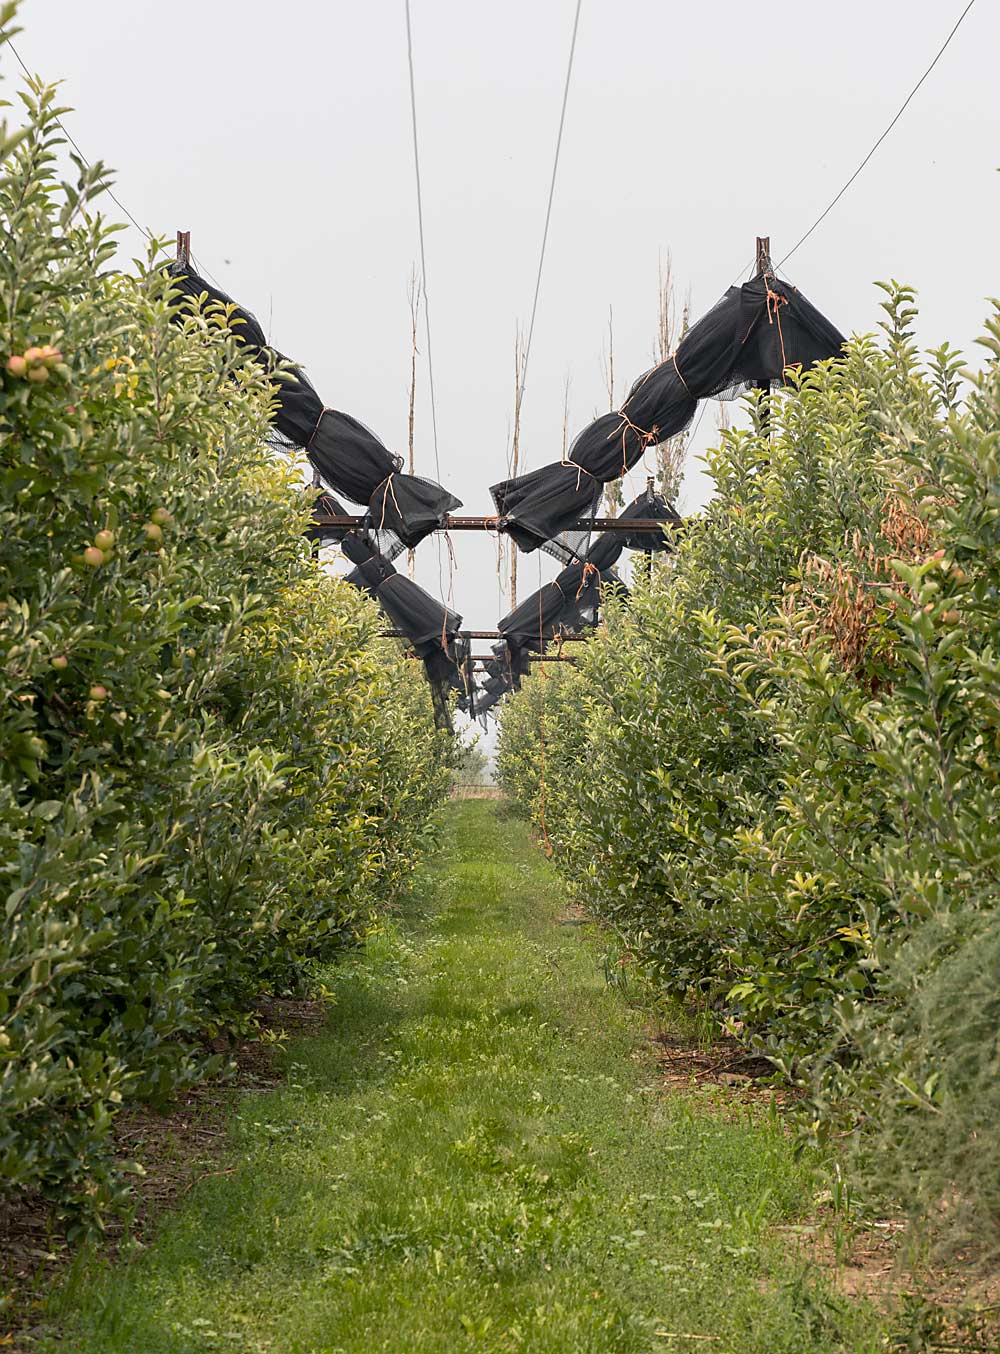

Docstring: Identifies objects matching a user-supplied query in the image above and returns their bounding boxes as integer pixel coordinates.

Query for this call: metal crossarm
[314,514,678,534]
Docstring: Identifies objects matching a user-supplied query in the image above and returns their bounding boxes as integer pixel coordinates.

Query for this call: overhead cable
[404,0,442,483]
[3,35,226,290]
[520,0,583,399]
[776,0,977,269]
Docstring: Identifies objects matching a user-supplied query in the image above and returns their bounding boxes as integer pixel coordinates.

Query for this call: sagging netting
[466,262,843,720]
[166,264,474,724]
[490,271,845,554]
[458,485,679,718]
[167,258,844,728]
[338,522,470,731]
[166,265,461,549]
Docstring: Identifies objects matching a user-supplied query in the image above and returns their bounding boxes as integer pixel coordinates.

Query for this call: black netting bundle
[308,489,411,562]
[306,489,358,547]
[368,470,461,551]
[474,486,677,711]
[490,271,844,553]
[472,682,511,720]
[490,461,603,555]
[421,640,466,731]
[498,557,626,686]
[483,647,510,683]
[522,483,681,566]
[166,265,461,549]
[338,532,463,729]
[467,644,516,720]
[341,534,460,647]
[664,273,846,403]
[616,485,682,552]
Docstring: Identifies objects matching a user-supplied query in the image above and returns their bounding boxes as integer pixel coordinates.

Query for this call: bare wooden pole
[605,304,615,412]
[755,235,772,441]
[509,329,526,608]
[602,306,618,517]
[561,374,571,459]
[656,255,671,366]
[653,253,690,504]
[752,235,768,435]
[406,266,421,579]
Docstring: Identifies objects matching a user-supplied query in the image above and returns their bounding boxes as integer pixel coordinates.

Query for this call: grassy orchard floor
[40,802,886,1352]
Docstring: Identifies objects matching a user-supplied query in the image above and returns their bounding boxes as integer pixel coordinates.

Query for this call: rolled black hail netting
[168,261,844,725]
[494,484,680,683]
[166,265,461,549]
[461,270,844,722]
[490,273,845,555]
[455,484,680,718]
[339,529,468,730]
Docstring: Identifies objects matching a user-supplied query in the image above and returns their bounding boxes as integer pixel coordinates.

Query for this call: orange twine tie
[376,472,403,533]
[765,283,790,377]
[307,407,333,454]
[672,351,693,398]
[575,560,599,600]
[608,408,657,477]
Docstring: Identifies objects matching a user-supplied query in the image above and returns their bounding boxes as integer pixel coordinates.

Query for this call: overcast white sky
[10,0,999,633]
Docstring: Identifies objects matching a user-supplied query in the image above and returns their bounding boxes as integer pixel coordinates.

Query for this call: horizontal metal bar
[469,654,578,663]
[379,629,589,641]
[314,514,678,534]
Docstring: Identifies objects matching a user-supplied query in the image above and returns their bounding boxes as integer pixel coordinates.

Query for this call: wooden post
[754,235,771,440]
[175,230,191,266]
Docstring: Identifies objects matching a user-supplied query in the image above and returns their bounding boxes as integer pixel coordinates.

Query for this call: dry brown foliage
[794,491,937,694]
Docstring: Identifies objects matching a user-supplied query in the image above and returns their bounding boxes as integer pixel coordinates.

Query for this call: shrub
[0,37,448,1231]
[498,286,1000,1257]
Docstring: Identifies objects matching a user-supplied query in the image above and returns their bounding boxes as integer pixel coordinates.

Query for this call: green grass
[38,802,885,1352]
